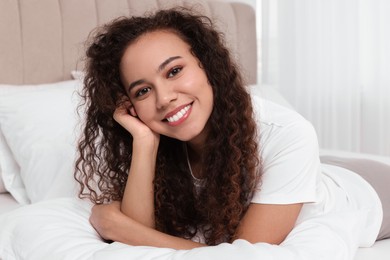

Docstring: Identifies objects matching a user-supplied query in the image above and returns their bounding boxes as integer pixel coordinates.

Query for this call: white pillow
[0,80,81,204]
[0,131,23,198]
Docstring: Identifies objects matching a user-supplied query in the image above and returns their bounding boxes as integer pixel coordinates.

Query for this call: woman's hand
[113,100,159,145]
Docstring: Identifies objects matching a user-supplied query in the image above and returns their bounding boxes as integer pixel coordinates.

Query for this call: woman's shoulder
[251,95,316,141]
[250,95,320,205]
[251,95,320,175]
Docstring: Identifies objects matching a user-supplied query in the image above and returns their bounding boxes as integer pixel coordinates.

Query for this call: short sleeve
[251,105,320,205]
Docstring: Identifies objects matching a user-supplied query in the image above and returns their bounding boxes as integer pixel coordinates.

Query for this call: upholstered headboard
[0,0,256,85]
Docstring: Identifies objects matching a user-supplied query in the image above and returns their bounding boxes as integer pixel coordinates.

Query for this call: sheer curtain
[260,0,390,157]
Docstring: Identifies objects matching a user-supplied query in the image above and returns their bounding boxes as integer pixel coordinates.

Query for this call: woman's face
[120,30,214,145]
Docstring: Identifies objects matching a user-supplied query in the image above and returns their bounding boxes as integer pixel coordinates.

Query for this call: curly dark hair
[75,8,261,245]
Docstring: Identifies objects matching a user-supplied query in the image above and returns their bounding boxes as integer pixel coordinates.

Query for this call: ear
[129,105,138,117]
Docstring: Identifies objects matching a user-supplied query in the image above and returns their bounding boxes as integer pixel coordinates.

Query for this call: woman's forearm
[121,139,158,228]
[114,211,206,250]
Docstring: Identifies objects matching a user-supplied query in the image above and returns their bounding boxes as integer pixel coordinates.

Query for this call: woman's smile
[164,102,193,126]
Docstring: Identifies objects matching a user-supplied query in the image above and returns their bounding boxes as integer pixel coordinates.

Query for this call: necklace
[184,144,205,187]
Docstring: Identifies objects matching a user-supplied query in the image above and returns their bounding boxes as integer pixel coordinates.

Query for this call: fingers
[112,101,148,137]
[128,105,137,117]
[113,101,138,128]
[113,101,132,118]
[112,100,159,143]
[117,100,137,117]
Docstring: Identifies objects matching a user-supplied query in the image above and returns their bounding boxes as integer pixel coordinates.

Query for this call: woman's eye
[136,87,151,97]
[167,67,182,78]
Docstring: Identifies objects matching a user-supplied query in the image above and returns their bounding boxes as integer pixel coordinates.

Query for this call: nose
[155,83,178,110]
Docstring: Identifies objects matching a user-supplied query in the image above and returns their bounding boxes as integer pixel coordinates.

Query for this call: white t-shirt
[250,96,383,248]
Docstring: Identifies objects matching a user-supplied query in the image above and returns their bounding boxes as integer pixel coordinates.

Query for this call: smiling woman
[74,6,389,258]
[76,8,260,247]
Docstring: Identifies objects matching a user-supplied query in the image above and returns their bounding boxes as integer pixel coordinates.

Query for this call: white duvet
[0,198,363,260]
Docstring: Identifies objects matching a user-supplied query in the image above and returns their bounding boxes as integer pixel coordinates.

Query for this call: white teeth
[167,105,191,123]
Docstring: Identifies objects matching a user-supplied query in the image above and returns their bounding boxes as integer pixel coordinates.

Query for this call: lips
[164,103,192,126]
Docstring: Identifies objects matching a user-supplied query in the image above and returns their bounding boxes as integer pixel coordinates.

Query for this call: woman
[75,8,389,255]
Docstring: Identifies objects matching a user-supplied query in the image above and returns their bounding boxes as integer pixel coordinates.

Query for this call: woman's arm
[113,102,160,228]
[235,203,303,245]
[120,139,158,228]
[90,201,303,249]
[90,202,206,249]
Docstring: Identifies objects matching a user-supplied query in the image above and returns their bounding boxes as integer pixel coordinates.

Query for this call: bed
[0,0,388,259]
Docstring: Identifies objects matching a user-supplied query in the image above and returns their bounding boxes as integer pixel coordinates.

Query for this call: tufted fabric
[0,0,256,85]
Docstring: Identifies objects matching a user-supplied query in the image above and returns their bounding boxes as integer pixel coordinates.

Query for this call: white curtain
[260,0,390,157]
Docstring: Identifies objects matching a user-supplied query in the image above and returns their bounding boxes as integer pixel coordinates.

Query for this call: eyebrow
[128,79,145,92]
[128,56,182,92]
[157,56,182,72]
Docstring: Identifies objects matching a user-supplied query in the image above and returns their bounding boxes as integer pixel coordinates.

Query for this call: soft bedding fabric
[354,239,390,260]
[0,197,375,260]
[0,80,81,203]
[0,130,24,200]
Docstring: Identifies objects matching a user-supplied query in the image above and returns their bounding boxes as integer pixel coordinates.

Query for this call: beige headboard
[0,0,256,85]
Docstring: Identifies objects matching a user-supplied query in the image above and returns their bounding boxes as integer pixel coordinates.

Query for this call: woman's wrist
[132,136,159,154]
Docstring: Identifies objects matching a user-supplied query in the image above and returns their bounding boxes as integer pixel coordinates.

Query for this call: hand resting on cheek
[113,100,160,145]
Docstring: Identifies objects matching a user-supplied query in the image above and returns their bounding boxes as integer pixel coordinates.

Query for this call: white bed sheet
[355,240,390,260]
[0,197,388,260]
